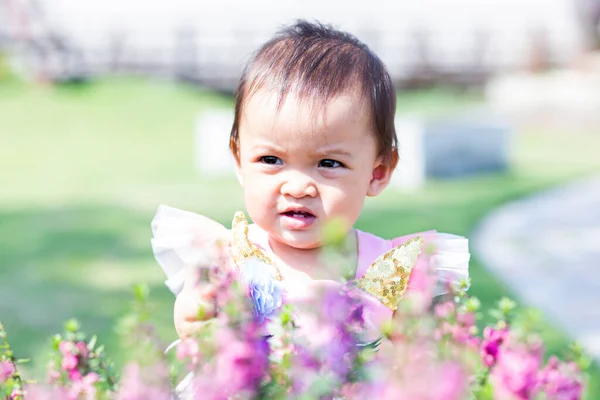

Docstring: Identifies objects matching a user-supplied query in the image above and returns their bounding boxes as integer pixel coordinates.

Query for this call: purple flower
[240,259,283,323]
[215,337,269,393]
[317,285,365,380]
[324,326,355,379]
[321,285,355,320]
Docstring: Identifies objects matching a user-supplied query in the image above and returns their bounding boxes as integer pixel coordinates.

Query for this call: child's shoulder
[151,205,471,309]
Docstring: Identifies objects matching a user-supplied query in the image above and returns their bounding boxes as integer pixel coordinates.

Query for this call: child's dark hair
[229,20,398,166]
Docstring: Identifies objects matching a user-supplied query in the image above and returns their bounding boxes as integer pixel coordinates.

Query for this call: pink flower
[47,370,61,384]
[68,369,82,382]
[481,327,508,367]
[115,362,171,400]
[76,341,89,358]
[59,341,74,356]
[456,311,476,327]
[0,360,15,383]
[439,321,453,336]
[176,338,200,366]
[45,359,61,384]
[431,362,468,400]
[376,358,468,400]
[213,337,268,396]
[67,372,99,399]
[192,327,268,398]
[61,354,78,371]
[84,372,98,385]
[21,384,69,400]
[537,356,583,400]
[434,301,455,319]
[340,382,379,398]
[376,382,403,399]
[490,346,542,399]
[193,370,240,400]
[451,324,472,344]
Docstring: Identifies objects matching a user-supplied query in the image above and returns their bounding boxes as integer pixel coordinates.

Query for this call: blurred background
[1,0,600,395]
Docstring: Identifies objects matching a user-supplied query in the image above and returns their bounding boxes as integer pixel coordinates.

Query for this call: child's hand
[174,228,233,339]
[174,278,218,339]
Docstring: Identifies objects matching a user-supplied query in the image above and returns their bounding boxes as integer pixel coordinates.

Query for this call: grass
[1,77,599,395]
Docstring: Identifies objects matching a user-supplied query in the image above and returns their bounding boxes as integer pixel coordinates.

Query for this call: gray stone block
[422,114,512,178]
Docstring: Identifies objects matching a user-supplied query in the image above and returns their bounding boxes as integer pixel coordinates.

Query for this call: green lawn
[1,78,599,396]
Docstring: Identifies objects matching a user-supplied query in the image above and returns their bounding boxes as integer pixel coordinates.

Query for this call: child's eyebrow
[316,148,352,158]
[252,143,286,153]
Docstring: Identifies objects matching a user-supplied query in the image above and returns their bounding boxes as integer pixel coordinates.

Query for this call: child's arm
[173,234,231,339]
[151,205,234,339]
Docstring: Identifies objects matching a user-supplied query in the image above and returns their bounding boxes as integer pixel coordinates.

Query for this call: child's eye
[318,159,344,168]
[259,156,282,165]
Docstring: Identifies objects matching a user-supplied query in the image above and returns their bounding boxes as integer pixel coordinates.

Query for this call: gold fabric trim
[230,211,283,281]
[356,236,423,310]
[229,211,423,308]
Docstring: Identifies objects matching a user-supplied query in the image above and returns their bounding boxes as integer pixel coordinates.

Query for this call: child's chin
[279,232,321,250]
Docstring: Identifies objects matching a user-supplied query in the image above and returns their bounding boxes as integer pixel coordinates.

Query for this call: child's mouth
[280,210,316,229]
[282,210,314,218]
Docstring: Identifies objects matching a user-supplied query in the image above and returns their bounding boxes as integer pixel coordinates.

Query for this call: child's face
[235,88,392,250]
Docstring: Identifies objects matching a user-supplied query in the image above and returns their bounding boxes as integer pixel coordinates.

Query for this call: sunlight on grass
[79,261,166,290]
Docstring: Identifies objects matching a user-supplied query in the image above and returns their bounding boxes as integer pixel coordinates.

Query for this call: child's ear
[367,153,398,197]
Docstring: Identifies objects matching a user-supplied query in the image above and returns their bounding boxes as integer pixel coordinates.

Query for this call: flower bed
[1,263,590,400]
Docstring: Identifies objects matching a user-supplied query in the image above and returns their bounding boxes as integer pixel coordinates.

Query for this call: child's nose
[280,172,318,198]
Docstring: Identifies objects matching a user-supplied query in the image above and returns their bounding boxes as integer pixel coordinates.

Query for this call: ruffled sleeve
[356,230,470,312]
[151,205,230,296]
[429,232,470,296]
[392,232,470,298]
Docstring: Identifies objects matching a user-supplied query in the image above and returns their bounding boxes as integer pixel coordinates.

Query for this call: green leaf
[465,297,481,312]
[51,334,62,349]
[488,309,503,321]
[133,283,149,303]
[88,335,97,351]
[567,342,593,371]
[64,319,80,333]
[497,297,516,314]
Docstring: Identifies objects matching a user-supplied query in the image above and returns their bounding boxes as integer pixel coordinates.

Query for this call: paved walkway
[472,176,600,360]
